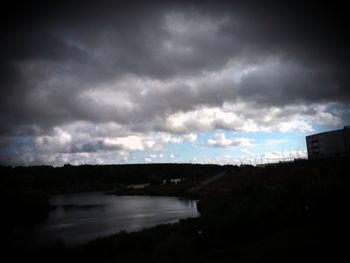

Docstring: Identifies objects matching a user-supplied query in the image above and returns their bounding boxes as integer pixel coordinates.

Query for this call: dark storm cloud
[1,0,349,137]
[237,61,350,106]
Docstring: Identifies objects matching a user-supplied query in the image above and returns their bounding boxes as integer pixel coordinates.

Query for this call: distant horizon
[1,157,310,168]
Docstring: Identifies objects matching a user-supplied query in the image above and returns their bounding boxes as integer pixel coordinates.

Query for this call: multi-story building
[306,126,350,159]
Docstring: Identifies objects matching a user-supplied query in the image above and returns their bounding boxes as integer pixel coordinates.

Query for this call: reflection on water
[13,192,198,247]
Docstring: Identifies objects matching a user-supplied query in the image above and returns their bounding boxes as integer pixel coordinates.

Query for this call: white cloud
[206,133,253,148]
[160,102,336,134]
[207,133,232,147]
[159,133,183,144]
[275,120,313,133]
[236,137,254,147]
[34,127,72,153]
[184,133,197,142]
[144,140,156,149]
[103,136,144,151]
[161,106,250,133]
[102,132,190,152]
[315,111,341,126]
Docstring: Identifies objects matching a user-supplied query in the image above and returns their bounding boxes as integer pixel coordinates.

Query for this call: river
[12,192,199,248]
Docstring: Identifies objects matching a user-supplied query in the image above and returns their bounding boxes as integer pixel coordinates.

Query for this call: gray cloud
[1,0,349,165]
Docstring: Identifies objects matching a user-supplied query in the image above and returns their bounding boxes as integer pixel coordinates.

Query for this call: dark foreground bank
[2,159,350,262]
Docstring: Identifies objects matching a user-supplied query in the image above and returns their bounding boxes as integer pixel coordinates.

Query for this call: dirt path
[187,170,227,193]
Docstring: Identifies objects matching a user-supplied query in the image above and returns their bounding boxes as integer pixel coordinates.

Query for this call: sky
[1,0,349,166]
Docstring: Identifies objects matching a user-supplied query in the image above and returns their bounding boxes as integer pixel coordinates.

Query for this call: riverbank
[3,158,350,262]
[0,164,223,236]
[112,170,228,199]
[113,181,201,199]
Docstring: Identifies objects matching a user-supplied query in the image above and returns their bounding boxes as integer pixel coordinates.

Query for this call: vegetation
[0,163,223,194]
[2,159,350,262]
[0,164,223,237]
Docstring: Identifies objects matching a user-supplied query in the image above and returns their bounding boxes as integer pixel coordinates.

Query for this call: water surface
[13,192,198,247]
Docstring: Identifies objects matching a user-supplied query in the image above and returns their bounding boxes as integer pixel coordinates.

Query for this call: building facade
[306,126,350,159]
